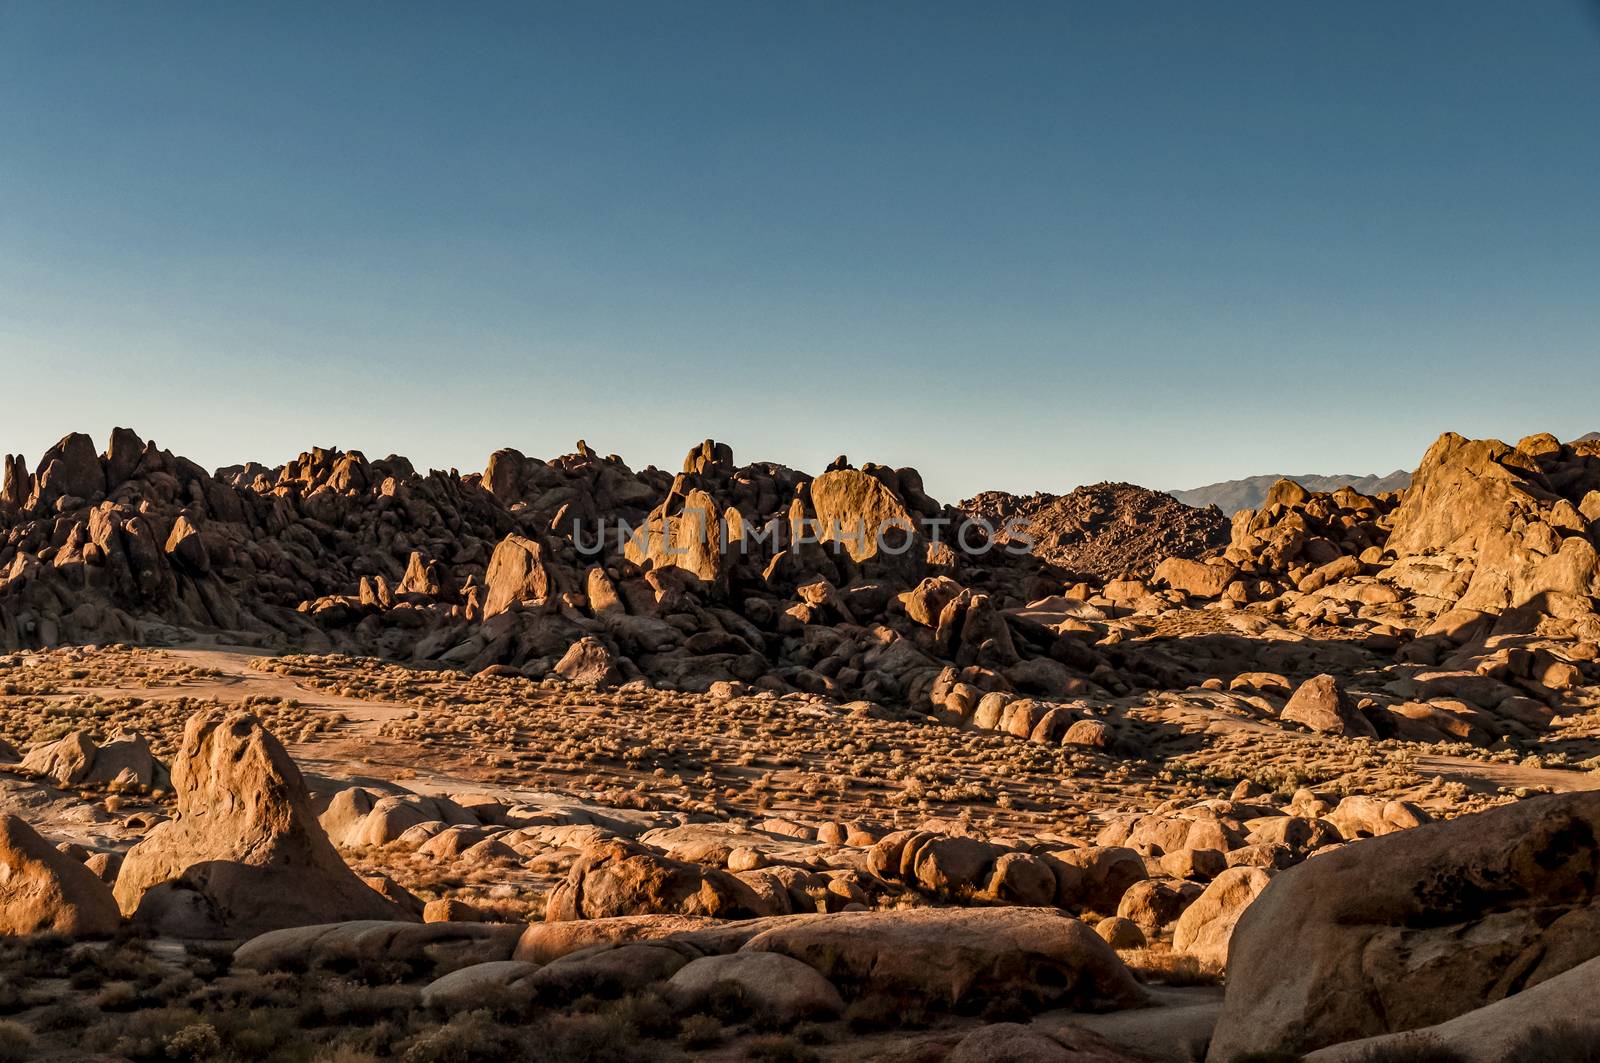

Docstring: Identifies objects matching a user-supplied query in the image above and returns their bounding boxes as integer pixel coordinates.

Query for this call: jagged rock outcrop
[1386,432,1600,635]
[1,431,1110,713]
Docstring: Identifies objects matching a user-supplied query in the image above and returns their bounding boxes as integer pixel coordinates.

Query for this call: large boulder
[809,469,921,566]
[32,432,105,506]
[1153,557,1239,599]
[422,960,541,1009]
[0,814,121,936]
[514,914,729,963]
[624,487,727,584]
[666,951,844,1025]
[1171,866,1272,968]
[1048,846,1147,913]
[114,710,409,937]
[235,920,523,976]
[742,907,1148,1013]
[1281,674,1376,738]
[20,731,98,784]
[482,534,555,617]
[545,838,770,922]
[553,636,624,687]
[1207,792,1600,1061]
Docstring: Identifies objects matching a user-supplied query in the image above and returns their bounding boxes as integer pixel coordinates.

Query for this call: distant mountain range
[1170,471,1413,513]
[1173,433,1600,513]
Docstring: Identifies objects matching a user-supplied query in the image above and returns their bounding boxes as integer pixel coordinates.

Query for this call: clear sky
[2,2,1598,499]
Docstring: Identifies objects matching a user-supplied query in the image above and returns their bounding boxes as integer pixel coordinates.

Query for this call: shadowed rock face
[113,709,408,938]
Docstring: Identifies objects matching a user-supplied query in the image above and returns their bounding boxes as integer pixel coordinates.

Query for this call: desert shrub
[327,1018,411,1058]
[146,971,203,1006]
[0,1021,36,1063]
[30,1001,100,1032]
[744,1035,821,1063]
[791,1021,837,1045]
[844,994,929,1032]
[1123,949,1224,987]
[425,982,538,1025]
[693,980,756,1024]
[403,1013,527,1063]
[208,1004,305,1060]
[299,983,419,1027]
[165,1022,224,1063]
[603,989,677,1039]
[535,1012,659,1063]
[312,1049,382,1063]
[678,1014,723,1049]
[3,934,72,986]
[184,940,235,979]
[312,943,417,986]
[82,1006,208,1062]
[1497,1022,1600,1063]
[1354,1034,1469,1063]
[95,981,142,1011]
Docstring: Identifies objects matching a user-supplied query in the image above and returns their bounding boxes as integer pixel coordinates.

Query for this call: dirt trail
[142,645,421,733]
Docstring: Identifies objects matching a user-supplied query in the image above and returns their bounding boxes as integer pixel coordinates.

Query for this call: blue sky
[2,2,1597,498]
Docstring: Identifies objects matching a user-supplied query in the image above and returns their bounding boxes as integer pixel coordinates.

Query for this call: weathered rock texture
[961,482,1229,581]
[114,709,408,937]
[0,813,122,936]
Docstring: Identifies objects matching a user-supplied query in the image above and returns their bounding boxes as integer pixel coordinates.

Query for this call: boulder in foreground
[114,710,410,937]
[742,906,1148,1013]
[0,813,121,937]
[1208,791,1600,1060]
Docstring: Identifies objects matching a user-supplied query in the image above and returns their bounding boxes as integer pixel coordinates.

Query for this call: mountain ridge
[1170,470,1413,513]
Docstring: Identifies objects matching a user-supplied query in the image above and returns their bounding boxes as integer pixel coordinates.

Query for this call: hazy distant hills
[1172,433,1599,513]
[1170,471,1413,513]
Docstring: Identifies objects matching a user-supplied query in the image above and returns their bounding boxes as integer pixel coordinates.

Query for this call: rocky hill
[959,482,1229,581]
[1170,470,1412,513]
